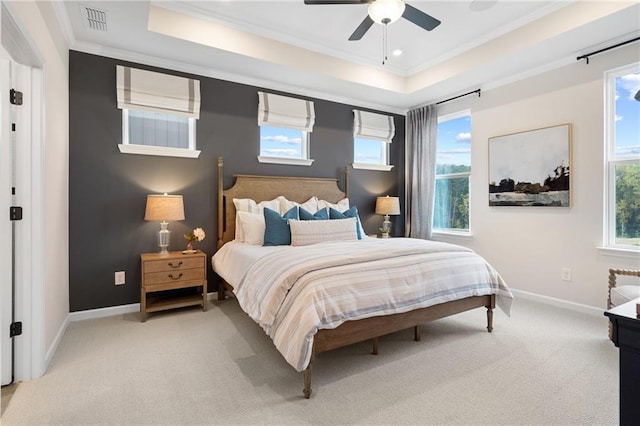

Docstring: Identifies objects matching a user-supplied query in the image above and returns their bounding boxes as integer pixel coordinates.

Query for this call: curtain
[405,104,438,239]
[258,92,315,132]
[353,110,395,142]
[116,66,200,119]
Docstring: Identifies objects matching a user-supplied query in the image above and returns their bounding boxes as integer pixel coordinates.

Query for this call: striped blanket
[232,238,513,372]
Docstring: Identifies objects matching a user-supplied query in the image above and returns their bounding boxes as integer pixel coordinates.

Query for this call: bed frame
[215,157,495,398]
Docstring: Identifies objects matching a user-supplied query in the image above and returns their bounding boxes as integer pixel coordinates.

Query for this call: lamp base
[158,221,171,254]
[380,214,392,237]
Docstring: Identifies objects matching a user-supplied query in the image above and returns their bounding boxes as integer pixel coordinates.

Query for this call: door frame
[1,3,46,382]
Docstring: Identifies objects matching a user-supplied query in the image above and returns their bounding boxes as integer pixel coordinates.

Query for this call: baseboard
[511,289,604,317]
[68,303,141,322]
[67,292,218,322]
[66,290,604,323]
[45,314,70,373]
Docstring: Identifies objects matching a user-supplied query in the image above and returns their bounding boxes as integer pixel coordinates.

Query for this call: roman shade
[116,65,201,119]
[353,110,395,142]
[258,91,315,132]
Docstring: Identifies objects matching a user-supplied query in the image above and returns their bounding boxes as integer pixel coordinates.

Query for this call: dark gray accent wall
[69,50,405,312]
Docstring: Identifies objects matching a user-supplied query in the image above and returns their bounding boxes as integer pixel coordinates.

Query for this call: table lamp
[144,194,185,254]
[375,196,400,238]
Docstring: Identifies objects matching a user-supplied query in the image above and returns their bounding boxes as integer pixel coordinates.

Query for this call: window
[257,92,315,166]
[605,63,640,250]
[352,110,394,171]
[122,109,196,152]
[116,65,201,158]
[433,111,471,233]
[259,126,308,162]
[354,137,388,166]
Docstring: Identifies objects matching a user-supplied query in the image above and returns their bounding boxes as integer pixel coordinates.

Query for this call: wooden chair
[607,268,640,339]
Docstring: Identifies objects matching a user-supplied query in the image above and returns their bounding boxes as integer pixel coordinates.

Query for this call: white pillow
[237,211,265,245]
[317,198,349,214]
[318,198,367,240]
[280,196,319,214]
[233,197,281,241]
[289,218,358,246]
[233,197,281,214]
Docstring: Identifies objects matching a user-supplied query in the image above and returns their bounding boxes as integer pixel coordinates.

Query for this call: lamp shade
[375,196,400,215]
[368,0,406,25]
[144,194,185,222]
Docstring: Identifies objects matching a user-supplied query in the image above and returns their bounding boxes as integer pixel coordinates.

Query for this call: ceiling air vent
[80,5,108,32]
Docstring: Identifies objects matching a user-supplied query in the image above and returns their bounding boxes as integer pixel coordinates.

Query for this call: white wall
[435,43,639,310]
[8,1,69,364]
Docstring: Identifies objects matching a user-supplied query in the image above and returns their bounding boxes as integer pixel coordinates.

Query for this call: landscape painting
[489,124,571,207]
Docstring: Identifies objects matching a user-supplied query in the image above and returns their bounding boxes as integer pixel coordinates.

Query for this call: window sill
[431,230,473,241]
[118,144,200,158]
[257,156,314,166]
[352,163,393,171]
[597,246,640,259]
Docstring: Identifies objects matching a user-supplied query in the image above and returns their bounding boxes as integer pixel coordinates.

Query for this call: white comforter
[212,238,513,372]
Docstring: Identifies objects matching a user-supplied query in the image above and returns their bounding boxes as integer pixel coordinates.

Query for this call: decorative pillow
[263,206,299,246]
[233,197,281,241]
[329,206,363,239]
[299,207,329,220]
[237,211,265,245]
[280,196,319,214]
[318,198,349,214]
[289,218,358,246]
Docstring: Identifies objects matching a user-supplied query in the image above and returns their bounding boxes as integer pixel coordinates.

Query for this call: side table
[140,250,207,321]
[604,297,640,426]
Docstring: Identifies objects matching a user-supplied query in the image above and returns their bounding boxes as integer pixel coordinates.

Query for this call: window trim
[604,63,640,251]
[118,108,200,158]
[433,110,472,234]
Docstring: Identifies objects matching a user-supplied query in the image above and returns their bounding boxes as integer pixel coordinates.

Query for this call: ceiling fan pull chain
[382,23,388,65]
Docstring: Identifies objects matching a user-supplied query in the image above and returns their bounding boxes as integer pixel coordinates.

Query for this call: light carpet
[1,297,618,425]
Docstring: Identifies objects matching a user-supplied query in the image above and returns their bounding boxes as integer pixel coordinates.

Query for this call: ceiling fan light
[368,0,406,25]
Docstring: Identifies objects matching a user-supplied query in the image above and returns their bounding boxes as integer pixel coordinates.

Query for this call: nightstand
[140,250,207,321]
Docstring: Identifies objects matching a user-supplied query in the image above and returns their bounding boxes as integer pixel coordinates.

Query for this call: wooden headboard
[216,157,349,248]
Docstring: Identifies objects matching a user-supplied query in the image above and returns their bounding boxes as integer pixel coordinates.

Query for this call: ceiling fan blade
[402,3,441,31]
[349,15,374,41]
[304,1,372,4]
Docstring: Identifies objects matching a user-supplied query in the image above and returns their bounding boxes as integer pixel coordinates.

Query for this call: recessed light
[392,49,402,56]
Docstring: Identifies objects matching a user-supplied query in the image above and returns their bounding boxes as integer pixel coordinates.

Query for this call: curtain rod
[436,89,481,105]
[577,36,640,64]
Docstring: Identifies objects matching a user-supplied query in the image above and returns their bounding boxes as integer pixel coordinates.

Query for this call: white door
[1,58,31,385]
[0,58,14,385]
[1,4,46,383]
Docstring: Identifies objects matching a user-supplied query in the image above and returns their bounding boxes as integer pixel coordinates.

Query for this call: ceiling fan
[304,0,441,41]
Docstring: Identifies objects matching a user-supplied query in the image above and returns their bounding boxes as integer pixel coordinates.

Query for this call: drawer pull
[168,273,183,280]
[168,261,183,268]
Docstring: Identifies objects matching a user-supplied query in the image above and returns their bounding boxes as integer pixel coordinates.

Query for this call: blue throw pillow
[329,206,362,239]
[263,206,299,246]
[299,207,329,220]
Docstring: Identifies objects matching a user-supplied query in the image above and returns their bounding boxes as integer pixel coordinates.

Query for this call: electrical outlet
[115,271,125,286]
[561,267,572,282]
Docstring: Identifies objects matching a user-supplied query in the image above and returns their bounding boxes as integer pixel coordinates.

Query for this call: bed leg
[303,351,315,399]
[486,306,494,333]
[217,285,225,301]
[414,325,421,341]
[372,338,378,355]
[303,365,312,399]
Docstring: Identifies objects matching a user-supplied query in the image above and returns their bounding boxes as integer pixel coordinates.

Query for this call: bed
[212,157,513,398]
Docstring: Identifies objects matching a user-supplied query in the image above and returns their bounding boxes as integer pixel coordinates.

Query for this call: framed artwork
[489,123,571,207]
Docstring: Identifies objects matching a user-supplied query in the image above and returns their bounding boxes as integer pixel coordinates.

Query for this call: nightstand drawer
[143,256,204,273]
[144,268,205,286]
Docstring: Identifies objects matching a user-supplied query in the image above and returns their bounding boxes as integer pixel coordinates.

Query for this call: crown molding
[50,0,75,48]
